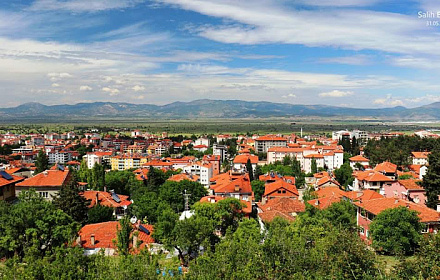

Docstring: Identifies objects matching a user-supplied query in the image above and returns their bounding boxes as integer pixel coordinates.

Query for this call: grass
[376,254,415,274]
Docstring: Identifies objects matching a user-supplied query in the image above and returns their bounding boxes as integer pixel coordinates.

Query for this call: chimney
[406,203,410,208]
[90,234,95,246]
[95,192,99,205]
[76,235,81,246]
[359,198,362,204]
[234,185,240,192]
[43,171,48,176]
[104,185,107,192]
[437,203,440,213]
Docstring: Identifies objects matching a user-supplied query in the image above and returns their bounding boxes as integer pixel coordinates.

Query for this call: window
[39,192,49,198]
[360,227,365,235]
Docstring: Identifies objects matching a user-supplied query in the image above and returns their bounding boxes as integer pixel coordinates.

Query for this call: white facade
[183,163,213,187]
[48,151,72,164]
[83,154,102,169]
[195,137,210,147]
[303,156,324,174]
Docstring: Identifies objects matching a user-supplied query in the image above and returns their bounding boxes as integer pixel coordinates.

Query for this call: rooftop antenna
[301,127,303,138]
[183,189,191,212]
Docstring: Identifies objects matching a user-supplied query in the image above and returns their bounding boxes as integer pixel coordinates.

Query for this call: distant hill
[0,99,439,120]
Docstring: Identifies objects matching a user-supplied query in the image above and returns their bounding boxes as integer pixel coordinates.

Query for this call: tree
[88,204,114,223]
[35,150,49,174]
[246,158,254,181]
[334,162,354,188]
[370,206,422,255]
[422,148,440,209]
[116,217,132,256]
[0,190,79,259]
[254,164,262,180]
[158,180,207,213]
[311,157,318,174]
[52,177,89,224]
[251,180,265,202]
[145,167,166,191]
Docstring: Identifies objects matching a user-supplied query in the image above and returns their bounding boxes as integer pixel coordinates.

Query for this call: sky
[1,0,440,108]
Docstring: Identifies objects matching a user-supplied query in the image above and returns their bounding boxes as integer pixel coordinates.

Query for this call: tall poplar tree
[422,148,440,209]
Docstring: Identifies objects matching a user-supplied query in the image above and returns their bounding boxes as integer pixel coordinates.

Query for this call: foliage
[116,217,132,256]
[422,148,440,209]
[158,180,207,213]
[53,177,89,225]
[145,167,167,192]
[311,157,318,174]
[246,158,254,181]
[87,204,114,224]
[251,180,266,202]
[77,162,106,191]
[105,170,136,195]
[0,190,79,259]
[370,206,422,255]
[35,149,49,174]
[334,161,354,188]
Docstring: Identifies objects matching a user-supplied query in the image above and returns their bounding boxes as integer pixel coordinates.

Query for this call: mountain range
[1,99,440,120]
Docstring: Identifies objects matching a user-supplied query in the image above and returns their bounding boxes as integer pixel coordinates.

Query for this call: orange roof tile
[398,179,424,191]
[411,152,430,159]
[0,173,24,187]
[374,161,397,173]
[259,197,305,222]
[268,147,304,153]
[233,154,259,164]
[167,173,199,182]
[263,180,298,197]
[314,186,346,199]
[78,221,154,250]
[344,190,383,201]
[316,176,341,187]
[349,155,370,162]
[212,174,253,195]
[81,191,131,208]
[256,135,287,141]
[353,198,440,223]
[16,170,70,188]
[308,195,342,210]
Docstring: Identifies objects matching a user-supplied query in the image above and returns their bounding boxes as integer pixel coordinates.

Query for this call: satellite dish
[130,216,138,224]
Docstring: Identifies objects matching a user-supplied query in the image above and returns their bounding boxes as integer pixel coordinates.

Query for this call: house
[110,155,148,171]
[343,189,383,202]
[182,161,213,187]
[0,171,24,201]
[353,198,440,243]
[77,221,155,256]
[349,155,370,169]
[353,170,394,191]
[374,161,398,180]
[381,179,426,205]
[203,155,221,175]
[409,164,428,180]
[194,137,210,147]
[303,154,324,174]
[15,169,72,201]
[47,150,72,165]
[412,152,430,166]
[308,187,347,209]
[258,197,306,223]
[210,173,254,202]
[5,167,32,178]
[255,135,287,153]
[193,144,208,153]
[81,190,132,219]
[315,176,341,189]
[262,180,299,204]
[232,154,258,174]
[267,147,304,165]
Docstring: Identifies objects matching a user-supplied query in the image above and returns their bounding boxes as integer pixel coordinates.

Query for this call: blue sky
[1,0,440,108]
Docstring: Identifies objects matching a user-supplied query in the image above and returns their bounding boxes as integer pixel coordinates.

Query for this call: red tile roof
[0,173,24,187]
[355,171,394,182]
[81,191,131,208]
[263,180,298,197]
[398,179,424,191]
[78,221,154,250]
[167,173,199,182]
[233,154,259,164]
[349,155,370,162]
[344,190,383,201]
[316,176,341,187]
[374,161,397,173]
[308,195,342,210]
[412,152,430,159]
[259,197,305,222]
[353,198,440,223]
[212,174,253,195]
[256,135,287,141]
[16,170,70,188]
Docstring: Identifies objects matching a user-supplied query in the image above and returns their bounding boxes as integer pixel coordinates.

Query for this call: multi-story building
[48,151,72,164]
[110,155,148,171]
[183,161,213,187]
[255,135,287,153]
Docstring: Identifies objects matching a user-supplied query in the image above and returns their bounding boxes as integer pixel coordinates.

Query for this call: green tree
[145,167,167,191]
[422,148,440,209]
[246,158,254,181]
[53,177,89,224]
[251,180,265,202]
[311,157,318,174]
[0,190,79,259]
[158,180,207,213]
[88,204,114,223]
[370,206,422,255]
[116,217,132,256]
[35,149,49,174]
[334,161,354,188]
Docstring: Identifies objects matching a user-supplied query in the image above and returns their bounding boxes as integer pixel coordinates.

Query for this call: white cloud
[373,94,404,106]
[51,83,60,87]
[282,93,296,98]
[48,72,73,78]
[30,0,145,12]
[158,0,440,57]
[80,85,93,91]
[319,90,354,97]
[132,85,146,92]
[318,55,372,65]
[102,87,120,96]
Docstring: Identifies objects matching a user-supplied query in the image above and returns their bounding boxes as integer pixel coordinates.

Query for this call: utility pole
[183,189,191,212]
